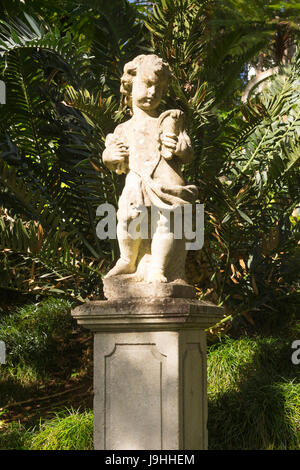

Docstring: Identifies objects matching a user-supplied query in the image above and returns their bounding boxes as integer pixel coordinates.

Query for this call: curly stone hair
[120,54,171,110]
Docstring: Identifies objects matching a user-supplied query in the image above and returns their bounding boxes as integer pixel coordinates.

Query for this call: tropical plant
[0,1,298,331]
[0,3,148,299]
[193,51,300,330]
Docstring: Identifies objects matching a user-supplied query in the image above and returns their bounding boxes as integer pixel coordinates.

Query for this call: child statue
[102,54,198,283]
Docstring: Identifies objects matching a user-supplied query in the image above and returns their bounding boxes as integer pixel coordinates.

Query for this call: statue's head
[120,54,171,112]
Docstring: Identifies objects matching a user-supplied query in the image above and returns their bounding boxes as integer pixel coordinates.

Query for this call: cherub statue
[102,54,197,283]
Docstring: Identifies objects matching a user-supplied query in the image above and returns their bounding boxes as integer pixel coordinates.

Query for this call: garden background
[0,0,299,450]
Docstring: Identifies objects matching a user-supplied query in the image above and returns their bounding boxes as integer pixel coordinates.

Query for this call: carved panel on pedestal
[104,343,166,450]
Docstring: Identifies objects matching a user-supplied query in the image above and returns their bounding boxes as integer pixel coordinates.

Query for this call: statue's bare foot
[104,259,136,278]
[134,272,146,282]
[147,270,168,283]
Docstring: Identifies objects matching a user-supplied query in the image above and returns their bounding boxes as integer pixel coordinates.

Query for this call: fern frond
[0,14,90,80]
[64,87,118,137]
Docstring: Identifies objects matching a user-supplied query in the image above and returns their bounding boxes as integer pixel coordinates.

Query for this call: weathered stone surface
[72,292,224,451]
[103,274,196,300]
[72,297,224,332]
[92,328,208,450]
[102,54,198,284]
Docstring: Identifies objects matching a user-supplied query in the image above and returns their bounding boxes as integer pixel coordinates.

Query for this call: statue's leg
[169,237,187,282]
[104,218,142,277]
[105,172,145,278]
[148,211,174,283]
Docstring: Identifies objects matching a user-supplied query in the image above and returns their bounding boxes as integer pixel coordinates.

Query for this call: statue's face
[132,68,164,112]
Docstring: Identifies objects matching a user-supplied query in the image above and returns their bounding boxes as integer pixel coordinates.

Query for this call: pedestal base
[72,298,224,450]
[103,275,196,300]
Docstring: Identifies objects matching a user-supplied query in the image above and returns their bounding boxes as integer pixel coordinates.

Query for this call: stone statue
[102,54,198,284]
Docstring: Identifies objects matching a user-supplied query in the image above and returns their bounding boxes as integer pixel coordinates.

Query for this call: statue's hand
[110,142,129,162]
[160,132,178,160]
[103,141,129,173]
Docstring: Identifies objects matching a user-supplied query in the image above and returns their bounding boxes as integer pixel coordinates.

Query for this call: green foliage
[3,335,298,450]
[0,1,299,317]
[0,408,93,451]
[0,297,75,374]
[0,421,34,450]
[207,336,300,449]
[0,0,299,452]
[0,206,104,299]
[29,408,93,450]
[0,13,89,79]
[144,0,282,108]
[0,12,123,298]
[193,54,300,327]
[143,2,300,330]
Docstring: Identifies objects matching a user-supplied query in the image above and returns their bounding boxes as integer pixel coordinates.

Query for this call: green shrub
[29,409,93,450]
[207,336,300,449]
[0,297,75,374]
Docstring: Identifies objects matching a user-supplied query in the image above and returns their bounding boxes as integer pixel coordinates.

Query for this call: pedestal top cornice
[72,298,225,332]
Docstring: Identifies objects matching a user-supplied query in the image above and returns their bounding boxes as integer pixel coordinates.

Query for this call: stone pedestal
[72,285,224,450]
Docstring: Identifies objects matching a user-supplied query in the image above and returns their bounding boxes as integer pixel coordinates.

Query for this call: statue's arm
[102,134,117,169]
[102,126,129,174]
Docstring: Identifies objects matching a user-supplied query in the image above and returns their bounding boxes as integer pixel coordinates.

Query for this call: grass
[0,297,75,374]
[7,333,298,451]
[29,409,93,450]
[207,335,300,449]
[0,421,34,450]
[0,296,92,428]
[0,297,78,404]
[0,409,93,450]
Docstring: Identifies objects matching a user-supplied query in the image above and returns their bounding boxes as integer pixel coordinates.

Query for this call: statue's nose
[148,86,155,97]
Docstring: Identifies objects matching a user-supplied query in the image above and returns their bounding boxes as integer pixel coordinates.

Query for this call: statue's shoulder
[105,119,133,149]
[111,119,132,138]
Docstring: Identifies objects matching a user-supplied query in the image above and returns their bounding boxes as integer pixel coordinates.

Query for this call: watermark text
[291,340,300,365]
[96,203,204,250]
[0,340,6,364]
